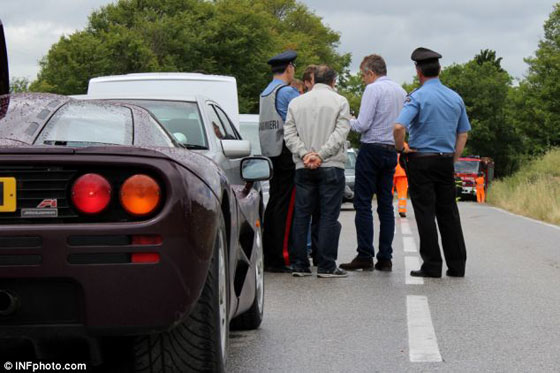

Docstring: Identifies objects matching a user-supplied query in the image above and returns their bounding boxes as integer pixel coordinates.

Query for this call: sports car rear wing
[0,19,9,95]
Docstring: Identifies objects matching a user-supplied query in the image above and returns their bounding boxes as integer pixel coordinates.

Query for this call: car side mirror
[221,139,251,159]
[240,156,273,182]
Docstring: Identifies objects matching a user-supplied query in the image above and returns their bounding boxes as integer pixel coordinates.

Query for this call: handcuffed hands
[303,152,322,169]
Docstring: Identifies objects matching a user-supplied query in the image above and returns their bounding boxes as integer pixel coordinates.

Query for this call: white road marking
[403,236,418,253]
[400,220,413,235]
[405,256,423,285]
[487,206,560,231]
[407,295,442,362]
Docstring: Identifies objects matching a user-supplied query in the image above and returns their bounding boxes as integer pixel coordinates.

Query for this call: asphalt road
[228,202,560,372]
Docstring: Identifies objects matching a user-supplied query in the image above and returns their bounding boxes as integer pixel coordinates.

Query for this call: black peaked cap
[411,47,442,62]
[267,50,298,66]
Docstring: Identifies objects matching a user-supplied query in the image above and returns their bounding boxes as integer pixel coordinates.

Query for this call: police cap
[267,50,297,67]
[411,47,442,63]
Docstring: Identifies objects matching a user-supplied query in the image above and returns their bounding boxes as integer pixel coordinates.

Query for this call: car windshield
[345,151,357,169]
[118,100,208,149]
[35,101,133,146]
[239,121,261,155]
[455,160,480,174]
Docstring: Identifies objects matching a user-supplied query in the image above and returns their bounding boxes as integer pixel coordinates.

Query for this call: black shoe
[340,256,374,271]
[446,269,465,277]
[375,259,392,272]
[410,269,441,278]
[264,265,292,273]
[399,212,407,218]
[317,267,348,278]
[292,267,312,277]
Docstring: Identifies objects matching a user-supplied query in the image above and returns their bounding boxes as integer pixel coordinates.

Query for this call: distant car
[0,22,270,372]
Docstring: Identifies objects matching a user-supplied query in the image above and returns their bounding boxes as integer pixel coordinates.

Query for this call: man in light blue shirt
[394,47,470,278]
[259,50,300,273]
[341,54,406,273]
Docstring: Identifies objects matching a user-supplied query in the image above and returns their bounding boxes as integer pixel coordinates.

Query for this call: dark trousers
[263,144,295,268]
[353,143,397,260]
[407,156,467,275]
[291,167,345,272]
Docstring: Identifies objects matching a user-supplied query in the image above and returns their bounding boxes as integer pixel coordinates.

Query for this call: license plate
[0,177,17,212]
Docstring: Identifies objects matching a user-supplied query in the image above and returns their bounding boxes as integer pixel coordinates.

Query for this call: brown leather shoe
[340,256,374,271]
[374,259,392,272]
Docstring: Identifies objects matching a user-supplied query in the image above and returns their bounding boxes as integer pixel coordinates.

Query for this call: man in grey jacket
[284,65,351,278]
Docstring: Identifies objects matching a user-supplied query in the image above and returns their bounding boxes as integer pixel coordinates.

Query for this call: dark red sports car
[0,20,270,372]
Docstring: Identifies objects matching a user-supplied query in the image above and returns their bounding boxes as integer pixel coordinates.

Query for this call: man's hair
[272,64,289,75]
[360,54,387,76]
[302,65,318,83]
[416,60,440,77]
[314,65,337,85]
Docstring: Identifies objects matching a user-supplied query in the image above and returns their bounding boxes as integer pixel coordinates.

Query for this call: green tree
[9,77,30,93]
[475,49,504,72]
[31,0,350,113]
[440,55,520,176]
[510,4,560,155]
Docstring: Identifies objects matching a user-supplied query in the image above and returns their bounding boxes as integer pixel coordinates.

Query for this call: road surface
[228,202,560,372]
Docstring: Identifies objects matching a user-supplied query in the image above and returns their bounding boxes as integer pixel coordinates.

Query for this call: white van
[87,72,240,127]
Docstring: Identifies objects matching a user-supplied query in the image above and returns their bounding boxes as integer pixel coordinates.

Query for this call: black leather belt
[367,143,396,151]
[406,152,454,158]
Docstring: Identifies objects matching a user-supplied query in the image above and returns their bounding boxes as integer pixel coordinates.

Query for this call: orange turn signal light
[120,174,161,216]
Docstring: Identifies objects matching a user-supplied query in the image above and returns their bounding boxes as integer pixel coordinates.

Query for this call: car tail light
[71,174,112,215]
[120,174,161,216]
[131,253,160,264]
[131,235,162,245]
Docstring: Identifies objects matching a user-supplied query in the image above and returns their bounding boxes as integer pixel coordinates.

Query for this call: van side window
[206,103,229,140]
[213,105,240,140]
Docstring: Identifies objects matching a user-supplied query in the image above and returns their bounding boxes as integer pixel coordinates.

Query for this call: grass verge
[487,148,560,226]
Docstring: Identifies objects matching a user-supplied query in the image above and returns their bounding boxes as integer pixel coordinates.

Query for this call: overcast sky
[2,0,558,85]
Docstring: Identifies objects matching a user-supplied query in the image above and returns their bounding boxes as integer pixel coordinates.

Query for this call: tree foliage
[9,77,31,93]
[31,0,350,113]
[510,3,560,155]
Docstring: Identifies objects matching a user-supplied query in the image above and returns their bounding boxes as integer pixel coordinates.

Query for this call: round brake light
[120,174,161,216]
[71,174,112,215]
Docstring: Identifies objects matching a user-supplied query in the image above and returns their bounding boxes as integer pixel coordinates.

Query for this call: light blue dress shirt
[396,78,471,153]
[261,79,299,121]
[350,76,407,145]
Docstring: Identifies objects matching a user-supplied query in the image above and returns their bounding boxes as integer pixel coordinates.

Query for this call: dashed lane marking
[405,256,423,285]
[407,295,442,362]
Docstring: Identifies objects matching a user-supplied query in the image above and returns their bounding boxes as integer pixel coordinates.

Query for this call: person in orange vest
[393,143,409,217]
[475,172,485,203]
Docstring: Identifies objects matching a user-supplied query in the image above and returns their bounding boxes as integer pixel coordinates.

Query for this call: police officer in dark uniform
[259,51,299,272]
[394,47,470,278]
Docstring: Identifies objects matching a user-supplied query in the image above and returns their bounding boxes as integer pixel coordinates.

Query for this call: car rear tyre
[230,226,264,330]
[131,214,229,372]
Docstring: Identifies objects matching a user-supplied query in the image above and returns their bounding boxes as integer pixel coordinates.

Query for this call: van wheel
[231,225,264,330]
[132,214,229,372]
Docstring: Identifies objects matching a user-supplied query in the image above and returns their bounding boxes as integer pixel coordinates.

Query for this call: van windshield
[117,100,208,149]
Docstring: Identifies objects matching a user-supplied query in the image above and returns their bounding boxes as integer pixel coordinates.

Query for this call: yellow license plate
[0,177,16,212]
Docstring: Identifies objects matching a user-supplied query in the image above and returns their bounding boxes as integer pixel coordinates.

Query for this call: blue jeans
[291,167,345,272]
[353,143,397,260]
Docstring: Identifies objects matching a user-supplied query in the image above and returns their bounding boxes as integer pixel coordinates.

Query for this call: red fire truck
[454,156,495,200]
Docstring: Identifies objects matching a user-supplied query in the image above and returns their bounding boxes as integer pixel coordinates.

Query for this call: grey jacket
[284,83,351,169]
